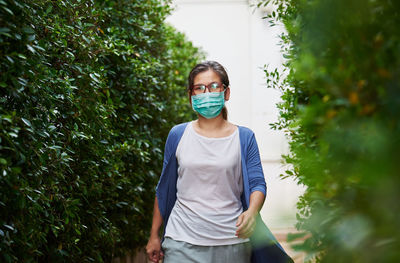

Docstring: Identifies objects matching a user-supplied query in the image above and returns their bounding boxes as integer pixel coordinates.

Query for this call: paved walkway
[272,227,306,263]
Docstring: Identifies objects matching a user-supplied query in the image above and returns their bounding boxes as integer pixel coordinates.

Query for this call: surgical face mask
[191,91,225,119]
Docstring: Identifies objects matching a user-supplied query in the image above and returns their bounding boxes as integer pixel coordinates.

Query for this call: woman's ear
[224,86,230,101]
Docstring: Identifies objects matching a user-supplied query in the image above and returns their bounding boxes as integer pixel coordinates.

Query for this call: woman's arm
[236,190,265,238]
[247,190,265,215]
[146,197,164,263]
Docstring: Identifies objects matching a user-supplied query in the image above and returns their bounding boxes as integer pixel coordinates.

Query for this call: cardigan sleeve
[246,133,267,196]
[157,127,174,185]
[155,122,188,223]
[155,126,176,219]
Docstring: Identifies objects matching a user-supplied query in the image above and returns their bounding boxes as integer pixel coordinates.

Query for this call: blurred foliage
[0,0,202,261]
[259,0,400,262]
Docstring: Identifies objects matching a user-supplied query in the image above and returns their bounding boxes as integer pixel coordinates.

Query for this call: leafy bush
[260,0,400,262]
[0,0,202,261]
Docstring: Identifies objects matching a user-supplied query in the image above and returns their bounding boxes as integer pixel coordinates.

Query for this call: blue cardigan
[156,122,293,263]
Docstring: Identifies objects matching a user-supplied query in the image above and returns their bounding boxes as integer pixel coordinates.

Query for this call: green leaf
[2,6,13,15]
[89,73,100,83]
[0,27,10,33]
[45,5,53,14]
[26,44,35,53]
[21,118,32,127]
[22,27,34,34]
[4,224,14,231]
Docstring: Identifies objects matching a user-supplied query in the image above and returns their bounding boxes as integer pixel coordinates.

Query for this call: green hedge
[261,0,400,262]
[0,0,203,261]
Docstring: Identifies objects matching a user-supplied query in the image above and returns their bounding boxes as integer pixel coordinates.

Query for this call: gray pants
[161,237,251,263]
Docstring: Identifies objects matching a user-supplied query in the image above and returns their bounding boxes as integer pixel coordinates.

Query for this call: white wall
[166,0,305,229]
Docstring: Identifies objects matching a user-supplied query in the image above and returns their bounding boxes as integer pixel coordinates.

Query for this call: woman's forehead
[193,70,221,84]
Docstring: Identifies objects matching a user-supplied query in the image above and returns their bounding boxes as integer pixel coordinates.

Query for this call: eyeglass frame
[189,82,227,95]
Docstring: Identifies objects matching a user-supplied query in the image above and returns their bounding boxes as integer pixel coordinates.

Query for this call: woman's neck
[195,114,226,131]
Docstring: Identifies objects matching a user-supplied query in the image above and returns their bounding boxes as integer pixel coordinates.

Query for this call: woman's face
[189,69,230,101]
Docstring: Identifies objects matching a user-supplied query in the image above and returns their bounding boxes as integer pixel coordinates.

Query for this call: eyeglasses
[191,82,226,95]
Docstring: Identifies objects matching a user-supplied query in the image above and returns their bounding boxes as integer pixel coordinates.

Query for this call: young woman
[146,61,292,263]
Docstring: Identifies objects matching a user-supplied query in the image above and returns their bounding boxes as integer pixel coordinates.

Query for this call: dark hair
[188,61,229,120]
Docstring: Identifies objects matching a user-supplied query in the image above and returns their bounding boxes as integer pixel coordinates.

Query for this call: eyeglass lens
[193,82,223,94]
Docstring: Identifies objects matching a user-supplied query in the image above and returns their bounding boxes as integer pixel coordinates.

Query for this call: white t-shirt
[164,121,249,246]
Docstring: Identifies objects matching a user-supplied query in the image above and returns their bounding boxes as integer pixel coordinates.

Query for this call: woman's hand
[236,209,257,239]
[146,235,164,263]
